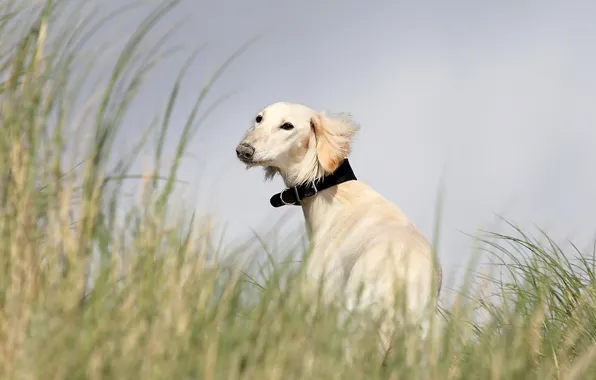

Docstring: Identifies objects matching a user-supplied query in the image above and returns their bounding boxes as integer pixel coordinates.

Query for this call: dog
[235,101,442,363]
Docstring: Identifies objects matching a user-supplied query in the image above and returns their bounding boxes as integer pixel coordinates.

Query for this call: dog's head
[235,102,359,186]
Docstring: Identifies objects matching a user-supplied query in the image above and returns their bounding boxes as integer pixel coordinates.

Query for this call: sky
[63,0,596,296]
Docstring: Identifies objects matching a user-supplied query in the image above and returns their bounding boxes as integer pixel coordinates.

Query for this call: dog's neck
[278,156,326,189]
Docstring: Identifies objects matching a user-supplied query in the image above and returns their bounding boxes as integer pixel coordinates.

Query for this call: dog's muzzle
[235,142,255,162]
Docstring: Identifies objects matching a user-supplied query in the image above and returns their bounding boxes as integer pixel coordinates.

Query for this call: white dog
[235,102,442,362]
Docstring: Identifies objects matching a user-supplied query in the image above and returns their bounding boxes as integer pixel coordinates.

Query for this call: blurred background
[87,0,596,292]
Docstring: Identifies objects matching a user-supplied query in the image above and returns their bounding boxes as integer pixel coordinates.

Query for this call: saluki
[235,102,442,364]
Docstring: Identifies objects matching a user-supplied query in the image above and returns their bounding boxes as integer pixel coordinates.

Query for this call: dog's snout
[236,143,255,161]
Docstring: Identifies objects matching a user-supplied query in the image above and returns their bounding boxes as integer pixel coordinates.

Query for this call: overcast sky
[73,0,596,294]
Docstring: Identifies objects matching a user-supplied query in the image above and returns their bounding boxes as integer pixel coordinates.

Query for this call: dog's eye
[255,115,263,124]
[279,122,294,130]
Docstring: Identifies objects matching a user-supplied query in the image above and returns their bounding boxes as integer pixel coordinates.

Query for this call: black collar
[270,159,357,207]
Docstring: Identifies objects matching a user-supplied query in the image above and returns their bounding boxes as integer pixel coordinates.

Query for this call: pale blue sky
[68,0,596,293]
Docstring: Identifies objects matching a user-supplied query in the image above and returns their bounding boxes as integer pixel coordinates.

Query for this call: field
[1,2,596,379]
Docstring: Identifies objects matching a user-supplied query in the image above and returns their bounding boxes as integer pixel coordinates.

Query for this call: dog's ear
[310,112,359,174]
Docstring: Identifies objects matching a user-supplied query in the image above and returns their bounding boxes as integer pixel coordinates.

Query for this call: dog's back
[301,180,441,352]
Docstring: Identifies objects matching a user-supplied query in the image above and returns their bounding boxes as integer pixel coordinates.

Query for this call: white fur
[237,101,442,362]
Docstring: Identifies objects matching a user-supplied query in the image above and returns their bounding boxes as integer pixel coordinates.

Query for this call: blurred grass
[1,1,596,379]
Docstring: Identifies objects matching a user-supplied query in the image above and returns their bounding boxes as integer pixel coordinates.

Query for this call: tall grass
[1,1,596,379]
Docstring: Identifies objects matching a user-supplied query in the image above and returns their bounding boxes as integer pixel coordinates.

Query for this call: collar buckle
[279,188,293,206]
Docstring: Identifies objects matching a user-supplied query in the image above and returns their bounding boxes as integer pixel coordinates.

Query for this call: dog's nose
[236,143,255,161]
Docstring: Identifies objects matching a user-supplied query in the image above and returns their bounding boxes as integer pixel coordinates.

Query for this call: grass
[1,1,596,379]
